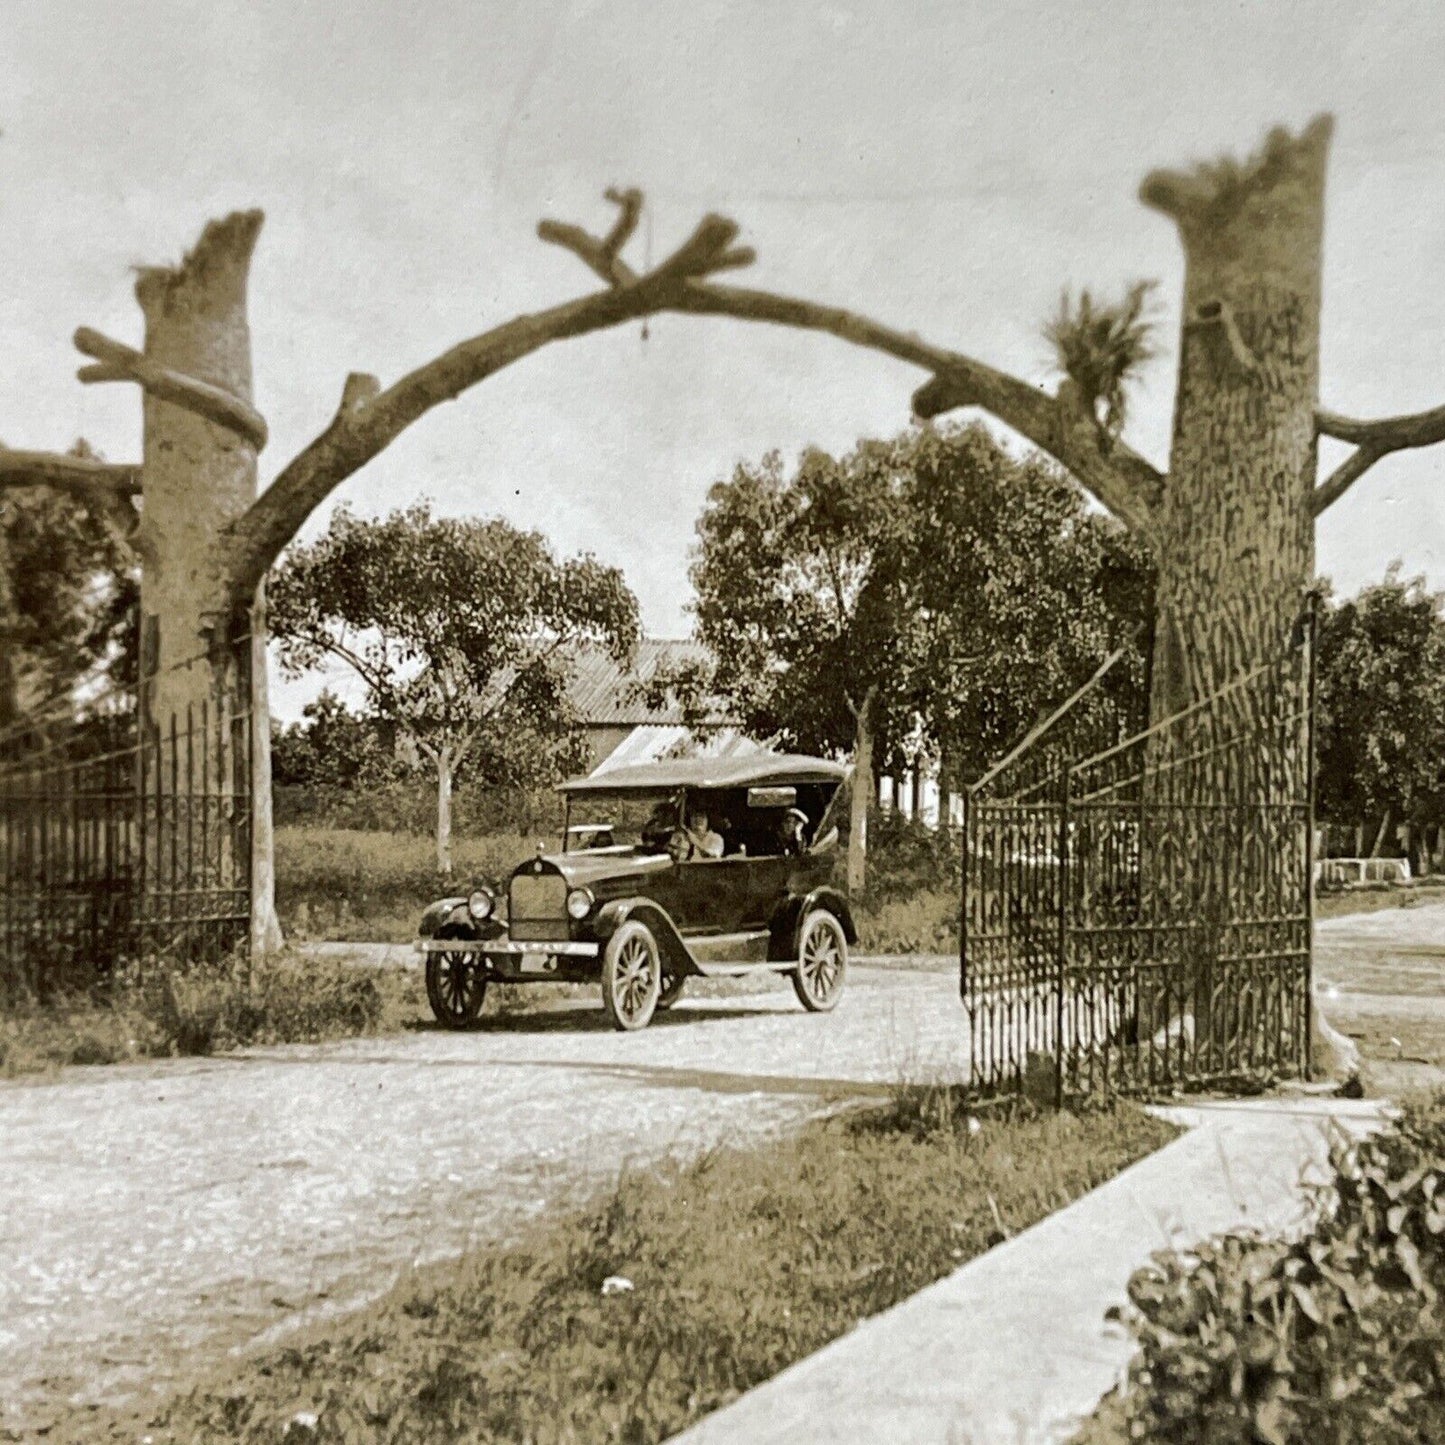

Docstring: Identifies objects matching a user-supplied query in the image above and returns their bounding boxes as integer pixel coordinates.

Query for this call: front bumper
[414,938,599,958]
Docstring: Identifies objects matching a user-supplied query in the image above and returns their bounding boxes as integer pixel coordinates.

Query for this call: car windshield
[563,779,843,858]
[564,789,681,853]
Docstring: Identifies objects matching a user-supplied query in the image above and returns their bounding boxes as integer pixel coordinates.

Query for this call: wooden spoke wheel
[425,926,488,1029]
[602,920,662,1031]
[792,909,848,1012]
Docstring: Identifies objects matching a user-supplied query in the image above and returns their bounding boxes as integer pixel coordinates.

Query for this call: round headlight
[467,888,494,921]
[566,887,594,920]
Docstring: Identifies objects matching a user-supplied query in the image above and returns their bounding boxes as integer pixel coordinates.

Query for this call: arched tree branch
[73,327,269,452]
[0,447,141,497]
[221,188,1168,618]
[220,205,756,617]
[1312,401,1445,514]
[675,277,1165,534]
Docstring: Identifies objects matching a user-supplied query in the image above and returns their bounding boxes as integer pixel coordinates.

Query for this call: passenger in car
[641,798,679,852]
[779,807,811,856]
[684,804,725,859]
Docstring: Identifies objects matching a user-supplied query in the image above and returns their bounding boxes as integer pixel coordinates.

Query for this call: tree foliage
[689,443,915,760]
[269,503,640,867]
[869,424,1151,784]
[1315,567,1445,855]
[1043,280,1157,435]
[688,423,1152,789]
[0,446,138,728]
[270,690,395,790]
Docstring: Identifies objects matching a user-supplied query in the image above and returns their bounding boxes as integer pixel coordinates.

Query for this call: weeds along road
[0,962,963,1431]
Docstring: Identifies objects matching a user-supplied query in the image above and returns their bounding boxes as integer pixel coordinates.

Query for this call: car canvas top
[557,753,847,795]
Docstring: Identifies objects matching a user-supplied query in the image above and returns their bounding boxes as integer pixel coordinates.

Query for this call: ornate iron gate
[0,644,253,998]
[962,617,1316,1103]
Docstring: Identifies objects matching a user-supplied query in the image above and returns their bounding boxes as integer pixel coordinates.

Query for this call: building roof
[564,639,735,727]
[558,753,848,794]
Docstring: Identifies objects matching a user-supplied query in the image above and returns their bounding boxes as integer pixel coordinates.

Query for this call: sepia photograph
[2,2,1443,1440]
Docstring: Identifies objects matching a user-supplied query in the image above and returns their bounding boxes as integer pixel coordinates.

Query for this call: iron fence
[0,643,252,997]
[963,616,1316,1103]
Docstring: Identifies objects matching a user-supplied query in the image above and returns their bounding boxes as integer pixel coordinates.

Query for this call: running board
[685,930,793,976]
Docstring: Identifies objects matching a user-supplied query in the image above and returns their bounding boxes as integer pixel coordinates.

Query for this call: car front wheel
[602,920,663,1031]
[792,909,848,1012]
[425,926,488,1029]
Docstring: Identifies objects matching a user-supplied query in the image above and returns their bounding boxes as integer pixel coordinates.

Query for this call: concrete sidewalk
[670,1095,1389,1445]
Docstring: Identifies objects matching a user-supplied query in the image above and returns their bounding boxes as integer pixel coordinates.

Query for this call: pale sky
[5,1,1445,720]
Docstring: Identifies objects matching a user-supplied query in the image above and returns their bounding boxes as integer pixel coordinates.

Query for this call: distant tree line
[1315,567,1445,872]
[8,428,1444,881]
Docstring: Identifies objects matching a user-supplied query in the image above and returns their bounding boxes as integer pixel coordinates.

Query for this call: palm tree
[1044,280,1157,437]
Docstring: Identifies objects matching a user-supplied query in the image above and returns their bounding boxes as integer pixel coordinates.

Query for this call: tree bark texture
[847,691,875,896]
[132,211,282,950]
[1142,118,1331,716]
[435,751,454,876]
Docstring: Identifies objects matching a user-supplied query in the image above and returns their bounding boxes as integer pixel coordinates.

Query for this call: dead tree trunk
[847,687,877,895]
[130,213,282,953]
[435,750,454,877]
[1141,119,1329,712]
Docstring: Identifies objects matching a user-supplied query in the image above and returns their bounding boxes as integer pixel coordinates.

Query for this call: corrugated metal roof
[564,639,736,726]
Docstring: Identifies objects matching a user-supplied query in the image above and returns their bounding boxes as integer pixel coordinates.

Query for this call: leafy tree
[1315,568,1445,868]
[269,504,639,873]
[688,443,917,892]
[890,424,1152,787]
[270,689,394,790]
[0,444,138,730]
[686,423,1152,891]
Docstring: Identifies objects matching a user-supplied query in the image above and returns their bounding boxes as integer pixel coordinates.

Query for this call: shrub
[1104,1092,1445,1444]
[0,954,407,1077]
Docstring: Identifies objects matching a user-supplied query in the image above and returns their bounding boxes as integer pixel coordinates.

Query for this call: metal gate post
[1303,592,1320,1080]
[959,789,970,1003]
[1055,767,1069,1110]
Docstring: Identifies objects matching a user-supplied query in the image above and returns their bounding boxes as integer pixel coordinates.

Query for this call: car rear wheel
[425,926,488,1029]
[792,909,848,1012]
[602,920,662,1031]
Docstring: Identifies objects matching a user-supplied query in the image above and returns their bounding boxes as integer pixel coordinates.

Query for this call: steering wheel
[666,829,695,864]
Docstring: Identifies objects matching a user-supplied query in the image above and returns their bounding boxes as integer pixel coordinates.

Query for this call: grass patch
[276,826,533,942]
[0,954,424,1079]
[854,885,958,954]
[276,818,967,953]
[1077,1089,1445,1445]
[59,1094,1177,1444]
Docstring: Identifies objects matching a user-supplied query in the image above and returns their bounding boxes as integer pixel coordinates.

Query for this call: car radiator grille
[509,873,570,942]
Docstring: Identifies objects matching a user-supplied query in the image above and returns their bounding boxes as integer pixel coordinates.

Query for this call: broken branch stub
[74,325,269,452]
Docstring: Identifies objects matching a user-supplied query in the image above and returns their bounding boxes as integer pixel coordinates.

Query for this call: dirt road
[0,964,962,1432]
[1,904,1439,1434]
[1315,899,1445,1092]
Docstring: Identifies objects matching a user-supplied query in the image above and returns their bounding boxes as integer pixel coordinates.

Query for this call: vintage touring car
[415,754,855,1031]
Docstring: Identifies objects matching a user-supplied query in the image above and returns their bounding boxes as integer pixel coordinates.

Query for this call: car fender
[417,897,505,941]
[768,886,857,960]
[594,898,696,975]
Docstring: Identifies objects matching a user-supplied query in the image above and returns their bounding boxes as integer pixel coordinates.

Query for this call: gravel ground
[1315,899,1445,1092]
[0,965,964,1433]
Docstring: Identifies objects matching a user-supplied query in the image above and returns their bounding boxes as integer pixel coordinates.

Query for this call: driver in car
[683,803,725,859]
